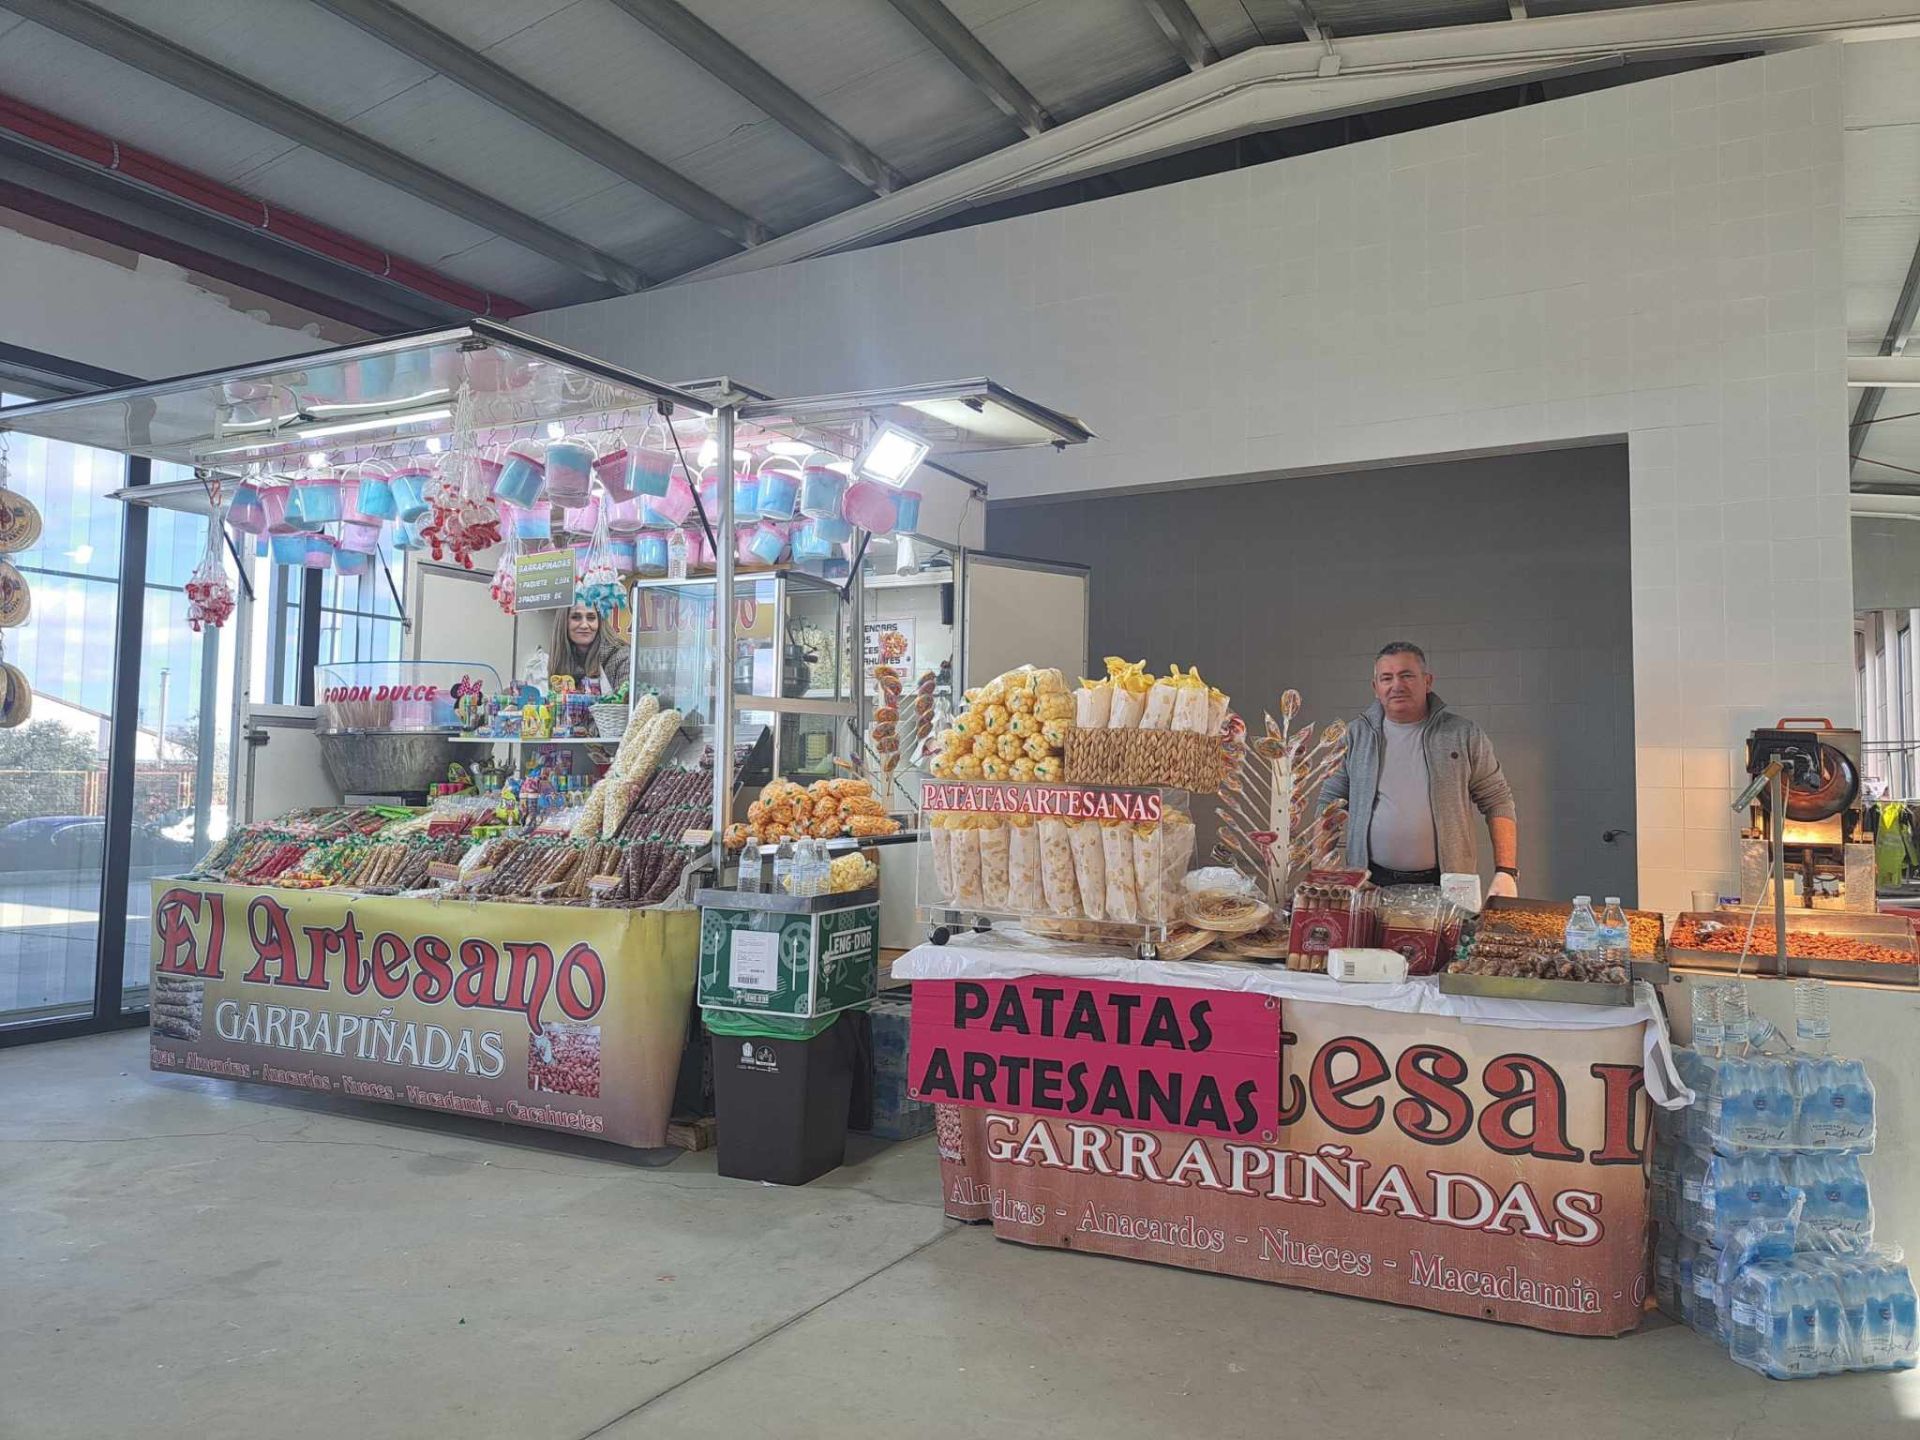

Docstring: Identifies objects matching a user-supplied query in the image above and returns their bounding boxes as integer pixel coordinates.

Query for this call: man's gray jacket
[1318,693,1515,876]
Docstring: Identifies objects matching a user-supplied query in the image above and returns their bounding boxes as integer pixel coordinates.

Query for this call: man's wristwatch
[1495,866,1519,879]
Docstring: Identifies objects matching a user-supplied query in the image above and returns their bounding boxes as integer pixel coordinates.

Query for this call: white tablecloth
[893,930,1693,1109]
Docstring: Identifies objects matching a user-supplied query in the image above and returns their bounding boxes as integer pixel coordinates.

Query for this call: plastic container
[892,488,923,533]
[544,439,595,505]
[757,459,802,520]
[609,537,637,573]
[698,467,722,521]
[635,532,668,576]
[334,548,373,576]
[709,1012,860,1185]
[734,524,762,566]
[505,504,552,544]
[629,441,675,499]
[748,520,787,565]
[604,495,645,535]
[492,444,546,507]
[591,447,635,502]
[303,533,338,570]
[291,476,343,525]
[792,518,838,561]
[809,513,853,546]
[733,471,760,520]
[561,496,600,535]
[799,464,846,519]
[228,483,269,535]
[338,519,383,555]
[645,470,696,528]
[269,531,308,566]
[350,465,397,521]
[257,484,292,532]
[842,478,899,535]
[389,465,434,522]
[392,518,425,552]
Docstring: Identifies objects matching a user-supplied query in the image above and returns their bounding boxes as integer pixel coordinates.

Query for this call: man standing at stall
[1320,641,1520,897]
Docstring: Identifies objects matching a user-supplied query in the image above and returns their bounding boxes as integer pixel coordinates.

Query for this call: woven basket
[591,702,632,744]
[1062,727,1226,793]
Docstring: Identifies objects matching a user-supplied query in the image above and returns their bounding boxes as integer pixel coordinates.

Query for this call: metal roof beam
[0,133,450,331]
[1141,0,1220,71]
[1850,227,1920,475]
[881,0,1053,138]
[309,0,766,246]
[1280,0,1325,44]
[601,0,904,196]
[0,0,646,293]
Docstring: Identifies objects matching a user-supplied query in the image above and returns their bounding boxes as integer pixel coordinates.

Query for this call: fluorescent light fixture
[546,422,566,440]
[765,439,813,458]
[307,451,328,469]
[297,407,451,441]
[856,423,929,488]
[302,387,450,416]
[697,438,719,468]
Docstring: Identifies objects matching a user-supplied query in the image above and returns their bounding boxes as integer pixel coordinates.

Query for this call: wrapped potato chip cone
[1207,689,1232,735]
[1007,818,1042,911]
[1108,686,1147,730]
[1140,674,1179,731]
[1133,823,1169,924]
[979,821,1011,909]
[929,814,954,900]
[1038,818,1079,916]
[949,824,984,908]
[1101,821,1140,923]
[1172,673,1213,734]
[1074,682,1112,729]
[1067,819,1107,921]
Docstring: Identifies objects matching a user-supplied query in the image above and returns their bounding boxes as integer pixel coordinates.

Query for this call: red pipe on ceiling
[0,90,531,320]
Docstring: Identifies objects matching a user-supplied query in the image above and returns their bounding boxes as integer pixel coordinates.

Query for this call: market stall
[0,322,1096,1154]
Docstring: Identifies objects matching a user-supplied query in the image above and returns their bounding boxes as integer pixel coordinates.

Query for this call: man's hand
[1488,871,1519,900]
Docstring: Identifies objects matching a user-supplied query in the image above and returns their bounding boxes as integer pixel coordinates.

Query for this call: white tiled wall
[529,45,1854,916]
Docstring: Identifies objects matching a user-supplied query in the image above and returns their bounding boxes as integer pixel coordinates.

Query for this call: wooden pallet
[667,1116,717,1152]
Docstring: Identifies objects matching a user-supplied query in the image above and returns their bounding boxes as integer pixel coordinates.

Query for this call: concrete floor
[6,1031,1920,1440]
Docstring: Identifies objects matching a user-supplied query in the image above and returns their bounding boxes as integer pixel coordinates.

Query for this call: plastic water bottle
[1884,1263,1919,1371]
[1565,896,1600,954]
[772,837,797,895]
[1831,1059,1877,1154]
[1828,1256,1873,1370]
[1793,978,1831,1052]
[1654,1228,1680,1318]
[738,840,762,892]
[1598,896,1629,962]
[1694,985,1726,1056]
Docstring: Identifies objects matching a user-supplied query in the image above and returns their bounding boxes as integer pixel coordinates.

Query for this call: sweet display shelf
[450,735,608,746]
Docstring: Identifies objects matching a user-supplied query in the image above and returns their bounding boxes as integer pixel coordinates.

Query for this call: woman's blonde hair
[551,605,614,683]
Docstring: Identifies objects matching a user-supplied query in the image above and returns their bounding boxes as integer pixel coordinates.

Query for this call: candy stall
[0,324,1097,1153]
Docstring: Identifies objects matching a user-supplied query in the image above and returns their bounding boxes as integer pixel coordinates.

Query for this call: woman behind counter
[550,604,630,692]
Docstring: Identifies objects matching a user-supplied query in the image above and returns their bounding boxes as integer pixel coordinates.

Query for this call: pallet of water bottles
[1649,980,1916,1379]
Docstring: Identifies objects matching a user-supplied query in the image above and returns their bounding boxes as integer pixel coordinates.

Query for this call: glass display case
[312,659,502,798]
[632,571,855,806]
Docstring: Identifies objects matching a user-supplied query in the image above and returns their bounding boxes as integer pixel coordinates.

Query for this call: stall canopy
[0,320,715,497]
[736,380,1092,463]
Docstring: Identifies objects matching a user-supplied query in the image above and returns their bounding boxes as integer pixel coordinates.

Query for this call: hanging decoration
[575,500,624,617]
[185,469,236,632]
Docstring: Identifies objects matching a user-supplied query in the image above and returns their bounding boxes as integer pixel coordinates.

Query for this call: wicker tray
[1063,727,1226,793]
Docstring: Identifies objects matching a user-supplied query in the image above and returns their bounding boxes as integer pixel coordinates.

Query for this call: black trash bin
[711,1012,862,1185]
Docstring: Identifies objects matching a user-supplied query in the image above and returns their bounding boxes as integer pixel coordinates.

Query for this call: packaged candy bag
[1038,817,1079,916]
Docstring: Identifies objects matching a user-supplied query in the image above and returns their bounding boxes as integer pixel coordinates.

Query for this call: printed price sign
[728,930,780,992]
[863,618,913,691]
[514,548,577,611]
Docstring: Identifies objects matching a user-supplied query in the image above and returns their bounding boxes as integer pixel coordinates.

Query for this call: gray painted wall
[986,446,1637,902]
[1852,517,1920,613]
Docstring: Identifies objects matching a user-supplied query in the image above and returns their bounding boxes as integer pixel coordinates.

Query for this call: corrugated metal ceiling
[0,0,1912,386]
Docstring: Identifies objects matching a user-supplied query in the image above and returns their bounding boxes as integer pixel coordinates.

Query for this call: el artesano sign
[911,978,1650,1335]
[147,882,696,1147]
